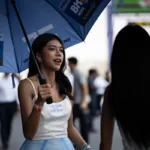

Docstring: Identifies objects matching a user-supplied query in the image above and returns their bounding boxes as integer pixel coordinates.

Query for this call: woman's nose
[56,49,61,55]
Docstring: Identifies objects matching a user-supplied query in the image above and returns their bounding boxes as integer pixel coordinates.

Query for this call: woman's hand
[36,84,52,104]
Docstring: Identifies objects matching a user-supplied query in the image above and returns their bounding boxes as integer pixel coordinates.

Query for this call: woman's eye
[48,48,55,51]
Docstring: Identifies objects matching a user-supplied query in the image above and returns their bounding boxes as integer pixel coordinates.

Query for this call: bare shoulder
[18,79,32,97]
[19,78,30,89]
[18,77,38,99]
[28,75,39,88]
[19,76,39,91]
[19,78,32,89]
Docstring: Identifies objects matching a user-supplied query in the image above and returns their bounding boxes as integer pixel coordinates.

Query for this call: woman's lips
[54,59,61,65]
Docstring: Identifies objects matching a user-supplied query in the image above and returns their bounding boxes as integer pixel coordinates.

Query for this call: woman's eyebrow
[47,45,63,49]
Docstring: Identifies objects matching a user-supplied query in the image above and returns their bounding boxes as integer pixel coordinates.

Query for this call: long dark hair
[28,33,73,100]
[110,24,150,148]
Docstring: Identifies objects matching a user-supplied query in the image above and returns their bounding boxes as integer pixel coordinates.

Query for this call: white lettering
[22,32,38,42]
[38,24,54,34]
[70,0,83,14]
[70,5,79,14]
[22,24,54,43]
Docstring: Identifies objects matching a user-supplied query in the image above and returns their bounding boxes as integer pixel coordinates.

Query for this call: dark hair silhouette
[28,33,73,100]
[88,69,97,76]
[68,57,78,65]
[110,24,150,148]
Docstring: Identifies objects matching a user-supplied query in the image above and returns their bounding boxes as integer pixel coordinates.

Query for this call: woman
[18,33,91,150]
[100,24,150,150]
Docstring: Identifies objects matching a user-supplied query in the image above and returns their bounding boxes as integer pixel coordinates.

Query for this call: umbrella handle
[38,75,53,104]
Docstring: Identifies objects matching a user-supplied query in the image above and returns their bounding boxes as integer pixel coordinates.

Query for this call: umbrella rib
[5,0,20,73]
[45,0,85,42]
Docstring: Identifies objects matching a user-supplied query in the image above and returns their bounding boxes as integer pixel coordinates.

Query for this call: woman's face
[37,39,64,71]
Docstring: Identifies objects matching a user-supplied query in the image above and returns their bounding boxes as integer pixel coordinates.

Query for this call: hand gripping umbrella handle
[38,75,53,104]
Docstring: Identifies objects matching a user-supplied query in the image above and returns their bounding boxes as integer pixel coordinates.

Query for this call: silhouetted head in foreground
[110,24,150,148]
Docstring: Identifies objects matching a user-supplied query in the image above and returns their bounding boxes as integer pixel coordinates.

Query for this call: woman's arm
[18,79,51,140]
[100,86,115,150]
[67,102,88,149]
[18,79,41,140]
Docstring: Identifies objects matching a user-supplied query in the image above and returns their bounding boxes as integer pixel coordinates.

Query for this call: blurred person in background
[100,24,150,150]
[68,57,89,143]
[14,73,21,81]
[87,69,97,132]
[0,73,19,150]
[92,69,109,115]
[65,70,74,88]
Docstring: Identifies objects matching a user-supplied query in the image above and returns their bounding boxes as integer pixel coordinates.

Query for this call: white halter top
[27,78,72,140]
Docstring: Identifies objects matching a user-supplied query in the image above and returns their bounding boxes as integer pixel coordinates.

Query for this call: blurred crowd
[66,56,109,143]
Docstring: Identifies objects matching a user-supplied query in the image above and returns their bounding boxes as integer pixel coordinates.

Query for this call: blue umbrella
[0,0,110,104]
[0,0,110,74]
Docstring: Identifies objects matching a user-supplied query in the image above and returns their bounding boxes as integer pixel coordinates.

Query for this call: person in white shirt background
[0,73,19,150]
[92,69,109,115]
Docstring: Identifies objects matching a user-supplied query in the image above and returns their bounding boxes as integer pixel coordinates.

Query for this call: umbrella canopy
[0,0,110,73]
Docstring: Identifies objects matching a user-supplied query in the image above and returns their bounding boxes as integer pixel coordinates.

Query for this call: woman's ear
[36,52,42,63]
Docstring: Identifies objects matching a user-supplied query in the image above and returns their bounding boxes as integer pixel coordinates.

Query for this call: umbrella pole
[11,0,41,77]
[11,0,52,104]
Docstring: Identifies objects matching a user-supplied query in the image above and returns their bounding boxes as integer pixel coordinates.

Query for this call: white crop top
[26,78,72,140]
